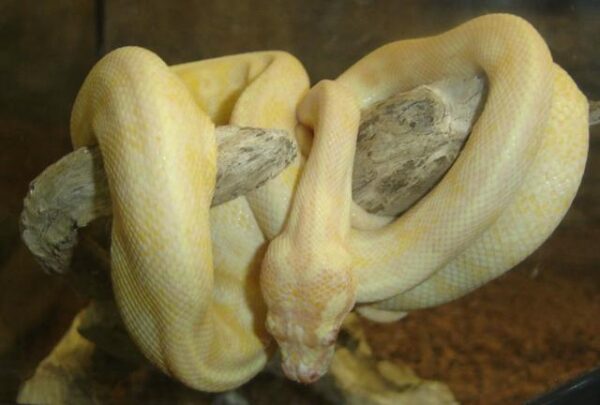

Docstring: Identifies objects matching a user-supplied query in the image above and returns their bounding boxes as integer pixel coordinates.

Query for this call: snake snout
[279,342,334,384]
[282,358,325,384]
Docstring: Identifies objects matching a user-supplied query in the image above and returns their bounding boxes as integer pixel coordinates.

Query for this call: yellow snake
[70,14,588,390]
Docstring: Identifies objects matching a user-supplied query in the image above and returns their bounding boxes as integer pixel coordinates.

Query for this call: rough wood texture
[353,76,484,216]
[590,100,600,126]
[213,126,297,206]
[21,126,295,275]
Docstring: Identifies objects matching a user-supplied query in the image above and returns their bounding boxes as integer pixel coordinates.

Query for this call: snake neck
[259,80,362,383]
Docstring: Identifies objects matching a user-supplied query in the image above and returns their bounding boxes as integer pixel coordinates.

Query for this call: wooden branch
[590,100,600,126]
[353,76,485,216]
[21,126,296,274]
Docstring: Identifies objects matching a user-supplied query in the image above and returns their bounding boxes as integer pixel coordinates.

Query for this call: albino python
[70,14,588,390]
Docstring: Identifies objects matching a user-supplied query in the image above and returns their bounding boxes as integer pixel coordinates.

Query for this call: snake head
[261,237,356,384]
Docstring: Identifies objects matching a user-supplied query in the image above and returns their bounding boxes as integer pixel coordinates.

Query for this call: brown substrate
[363,128,600,404]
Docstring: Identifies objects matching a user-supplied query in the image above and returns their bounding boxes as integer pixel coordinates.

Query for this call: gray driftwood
[21,126,295,275]
[590,100,600,126]
[353,76,484,216]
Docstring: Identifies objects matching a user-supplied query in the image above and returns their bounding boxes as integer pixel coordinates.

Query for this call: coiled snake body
[71,14,588,390]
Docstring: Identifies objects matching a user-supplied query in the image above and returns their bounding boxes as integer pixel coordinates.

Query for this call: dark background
[1,1,599,403]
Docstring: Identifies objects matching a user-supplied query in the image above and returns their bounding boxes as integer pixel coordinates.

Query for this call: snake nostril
[297,368,321,383]
[307,371,320,382]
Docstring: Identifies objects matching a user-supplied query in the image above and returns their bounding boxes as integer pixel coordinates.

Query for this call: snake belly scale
[70,14,588,389]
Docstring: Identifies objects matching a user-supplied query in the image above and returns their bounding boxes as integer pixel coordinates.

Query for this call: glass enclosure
[1,1,598,404]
